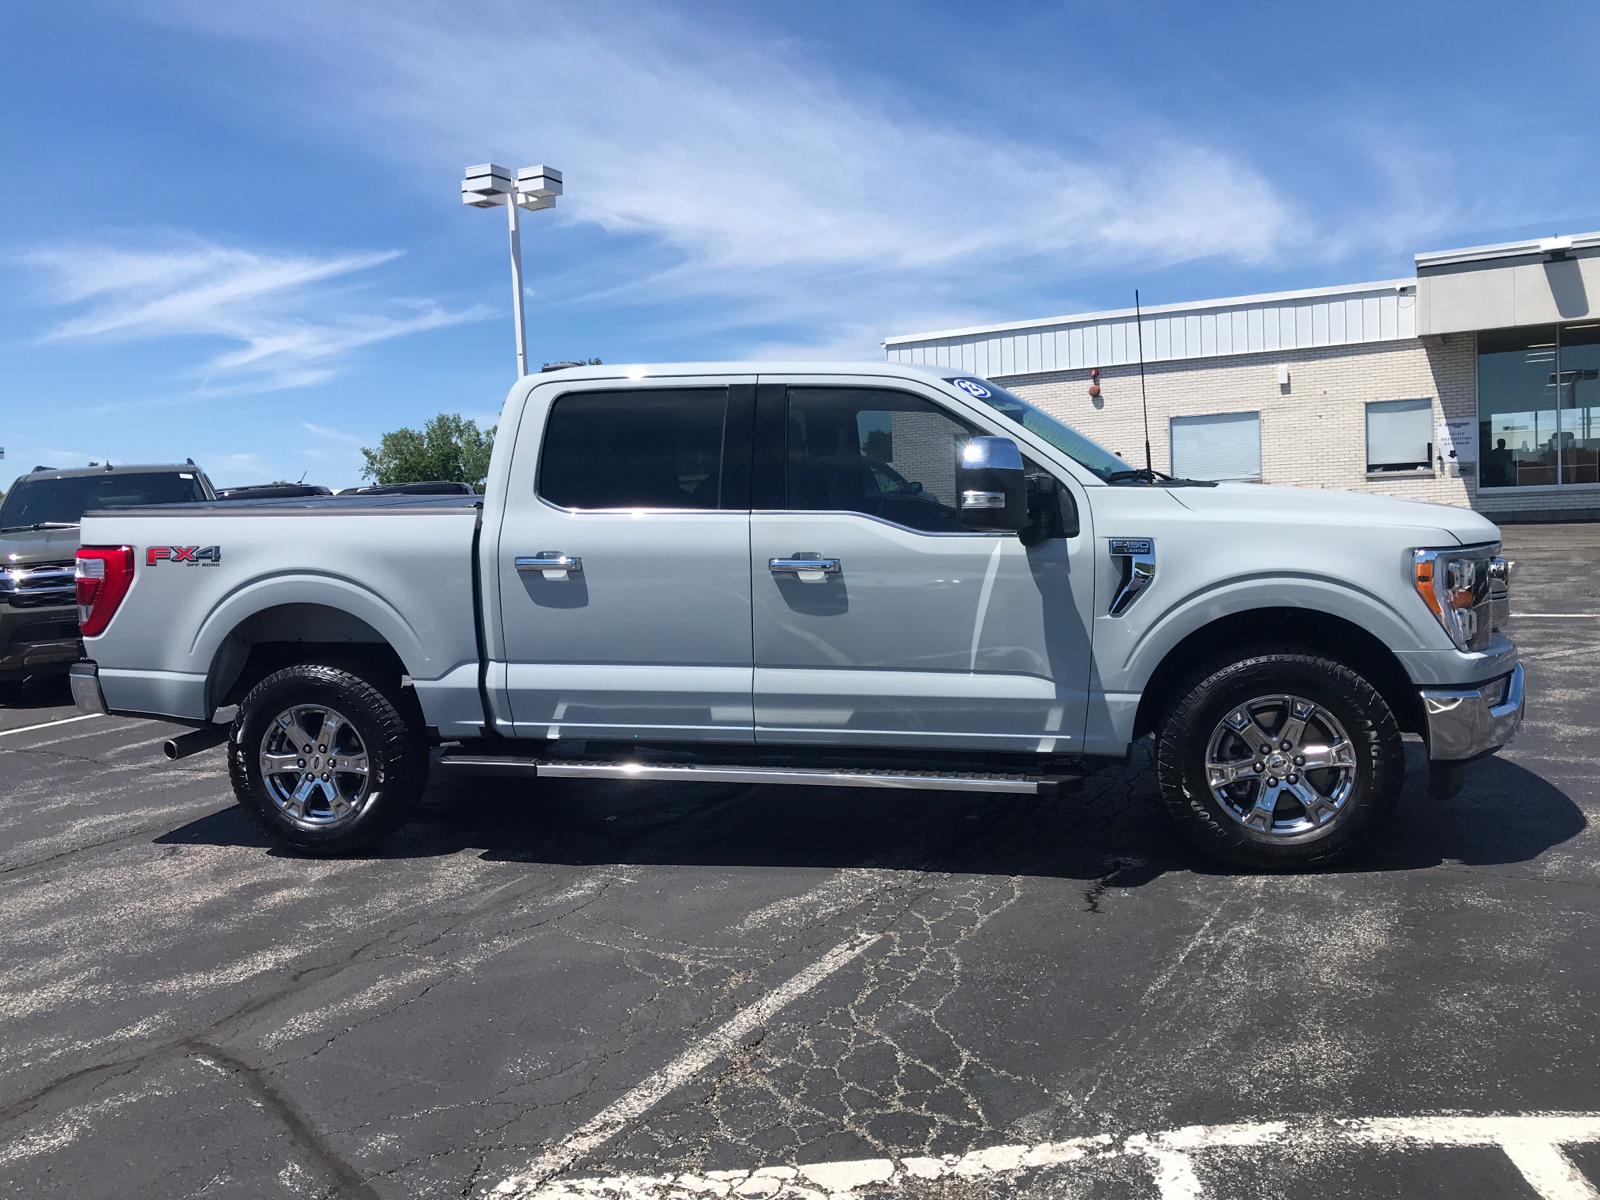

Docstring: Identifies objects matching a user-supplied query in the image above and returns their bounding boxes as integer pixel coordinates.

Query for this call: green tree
[361,413,495,491]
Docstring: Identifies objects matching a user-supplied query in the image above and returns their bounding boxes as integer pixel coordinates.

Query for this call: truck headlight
[1413,545,1500,652]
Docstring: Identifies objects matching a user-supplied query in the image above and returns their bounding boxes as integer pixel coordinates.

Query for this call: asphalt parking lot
[3,524,1598,1200]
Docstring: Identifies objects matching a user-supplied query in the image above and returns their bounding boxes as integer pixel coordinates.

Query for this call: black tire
[229,663,428,855]
[1155,651,1403,870]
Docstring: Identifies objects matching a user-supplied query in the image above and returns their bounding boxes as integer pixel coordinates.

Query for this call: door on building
[749,377,1093,753]
[497,380,756,741]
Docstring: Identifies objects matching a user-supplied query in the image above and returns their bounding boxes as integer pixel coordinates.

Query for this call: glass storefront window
[1478,327,1558,488]
[1478,323,1600,488]
[1559,323,1600,484]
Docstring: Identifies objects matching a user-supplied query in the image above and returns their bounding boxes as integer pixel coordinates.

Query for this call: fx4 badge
[147,545,222,566]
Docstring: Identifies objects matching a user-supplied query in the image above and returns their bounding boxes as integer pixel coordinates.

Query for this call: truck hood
[1167,483,1500,546]
[1,525,81,566]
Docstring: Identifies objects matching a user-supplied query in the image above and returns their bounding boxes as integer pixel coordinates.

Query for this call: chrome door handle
[769,557,840,574]
[516,553,582,579]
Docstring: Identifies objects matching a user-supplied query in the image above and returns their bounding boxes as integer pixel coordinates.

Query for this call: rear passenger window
[786,387,977,532]
[540,388,727,510]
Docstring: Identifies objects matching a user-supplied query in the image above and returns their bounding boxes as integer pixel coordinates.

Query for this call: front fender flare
[1099,573,1436,696]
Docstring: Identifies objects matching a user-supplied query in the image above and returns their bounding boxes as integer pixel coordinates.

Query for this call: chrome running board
[438,756,1077,795]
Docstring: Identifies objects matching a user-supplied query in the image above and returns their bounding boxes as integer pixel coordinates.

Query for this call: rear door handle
[516,553,582,579]
[769,557,840,574]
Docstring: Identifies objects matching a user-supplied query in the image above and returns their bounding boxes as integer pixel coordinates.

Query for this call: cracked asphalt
[2,524,1598,1198]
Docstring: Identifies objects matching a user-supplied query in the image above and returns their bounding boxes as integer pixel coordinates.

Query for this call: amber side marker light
[1413,557,1442,616]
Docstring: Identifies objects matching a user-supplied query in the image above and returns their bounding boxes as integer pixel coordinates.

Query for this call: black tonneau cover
[102,494,482,517]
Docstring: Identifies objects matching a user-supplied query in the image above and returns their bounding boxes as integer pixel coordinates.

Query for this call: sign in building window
[1170,411,1261,482]
[1365,398,1434,473]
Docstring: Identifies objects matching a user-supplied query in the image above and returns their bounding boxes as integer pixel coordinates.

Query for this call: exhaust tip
[162,724,230,761]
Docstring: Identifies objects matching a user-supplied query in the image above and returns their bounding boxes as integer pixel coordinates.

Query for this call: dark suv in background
[0,462,214,698]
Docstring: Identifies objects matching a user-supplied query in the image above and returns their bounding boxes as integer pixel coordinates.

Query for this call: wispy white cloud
[22,236,486,390]
[139,1,1302,340]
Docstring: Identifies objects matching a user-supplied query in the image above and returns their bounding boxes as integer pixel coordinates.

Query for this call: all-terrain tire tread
[228,663,428,856]
[1155,650,1404,871]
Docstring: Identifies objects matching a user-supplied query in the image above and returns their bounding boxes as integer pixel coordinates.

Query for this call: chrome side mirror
[955,436,1028,532]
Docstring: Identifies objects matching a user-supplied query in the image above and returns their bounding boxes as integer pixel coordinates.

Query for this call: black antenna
[1135,289,1152,472]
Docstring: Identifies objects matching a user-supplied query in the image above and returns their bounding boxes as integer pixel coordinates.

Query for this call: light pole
[462,163,563,378]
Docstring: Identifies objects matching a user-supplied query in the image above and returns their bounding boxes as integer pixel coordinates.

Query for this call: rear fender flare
[190,574,430,688]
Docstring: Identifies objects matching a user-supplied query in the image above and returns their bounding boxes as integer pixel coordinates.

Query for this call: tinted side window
[539,388,727,510]
[786,388,976,532]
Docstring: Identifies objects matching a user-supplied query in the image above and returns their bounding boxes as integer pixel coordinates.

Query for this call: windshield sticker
[953,379,991,398]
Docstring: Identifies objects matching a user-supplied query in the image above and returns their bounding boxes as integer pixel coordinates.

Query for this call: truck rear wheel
[229,663,427,856]
[1155,651,1403,870]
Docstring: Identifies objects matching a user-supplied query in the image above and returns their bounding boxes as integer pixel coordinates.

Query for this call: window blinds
[1170,411,1262,481]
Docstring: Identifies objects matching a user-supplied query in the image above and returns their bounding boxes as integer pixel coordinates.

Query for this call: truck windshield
[943,376,1133,482]
[0,472,211,530]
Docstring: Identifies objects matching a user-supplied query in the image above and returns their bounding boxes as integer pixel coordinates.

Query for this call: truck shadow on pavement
[157,740,1584,887]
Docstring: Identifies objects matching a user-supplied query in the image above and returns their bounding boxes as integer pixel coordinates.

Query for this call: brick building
[884,232,1600,522]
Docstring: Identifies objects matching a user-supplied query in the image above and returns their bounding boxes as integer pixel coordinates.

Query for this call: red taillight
[75,546,134,637]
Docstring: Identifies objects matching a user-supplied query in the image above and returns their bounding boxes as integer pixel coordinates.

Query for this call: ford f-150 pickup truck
[69,362,1524,868]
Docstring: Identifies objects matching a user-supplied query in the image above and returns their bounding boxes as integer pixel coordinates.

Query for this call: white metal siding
[886,281,1418,377]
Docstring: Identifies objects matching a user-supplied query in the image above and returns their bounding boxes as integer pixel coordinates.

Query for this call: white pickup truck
[69,362,1524,868]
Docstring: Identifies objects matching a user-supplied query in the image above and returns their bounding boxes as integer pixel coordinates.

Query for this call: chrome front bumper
[69,660,109,716]
[1420,662,1525,763]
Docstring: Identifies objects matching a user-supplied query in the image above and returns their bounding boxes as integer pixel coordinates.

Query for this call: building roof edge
[1415,230,1600,268]
[884,278,1417,346]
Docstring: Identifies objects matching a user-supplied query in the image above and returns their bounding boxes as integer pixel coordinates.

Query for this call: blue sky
[4,0,1599,490]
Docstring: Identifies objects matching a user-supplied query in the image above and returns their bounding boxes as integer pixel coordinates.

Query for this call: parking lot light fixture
[461,163,562,378]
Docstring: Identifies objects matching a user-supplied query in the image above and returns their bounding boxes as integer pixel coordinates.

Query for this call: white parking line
[0,713,100,739]
[1513,613,1600,618]
[513,1112,1600,1199]
[493,933,883,1197]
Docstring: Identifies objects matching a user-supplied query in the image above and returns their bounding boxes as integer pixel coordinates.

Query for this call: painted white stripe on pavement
[514,1111,1600,1199]
[1512,613,1600,618]
[492,933,883,1197]
[0,713,100,739]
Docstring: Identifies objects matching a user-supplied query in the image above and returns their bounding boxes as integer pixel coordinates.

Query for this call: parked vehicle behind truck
[69,363,1523,868]
[1,462,213,698]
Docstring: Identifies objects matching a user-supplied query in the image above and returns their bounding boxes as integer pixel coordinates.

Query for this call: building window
[1478,323,1600,488]
[1365,398,1434,473]
[1170,411,1261,481]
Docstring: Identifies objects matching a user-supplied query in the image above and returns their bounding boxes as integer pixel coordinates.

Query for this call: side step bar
[438,756,1080,796]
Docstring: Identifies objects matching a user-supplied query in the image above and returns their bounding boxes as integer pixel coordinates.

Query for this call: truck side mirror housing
[956,437,1028,532]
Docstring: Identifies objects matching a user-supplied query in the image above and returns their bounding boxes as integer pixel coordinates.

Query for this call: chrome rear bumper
[69,660,108,716]
[1420,662,1525,763]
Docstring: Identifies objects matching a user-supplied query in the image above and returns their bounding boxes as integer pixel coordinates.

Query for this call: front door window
[786,387,975,531]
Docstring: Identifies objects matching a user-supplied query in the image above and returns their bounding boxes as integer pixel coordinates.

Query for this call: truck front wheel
[229,663,428,856]
[1155,652,1403,870]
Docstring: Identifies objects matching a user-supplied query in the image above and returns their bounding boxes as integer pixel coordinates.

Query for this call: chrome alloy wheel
[1204,694,1358,837]
[258,704,372,829]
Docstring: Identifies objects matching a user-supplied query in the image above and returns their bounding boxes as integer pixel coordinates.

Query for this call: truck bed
[78,493,484,731]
